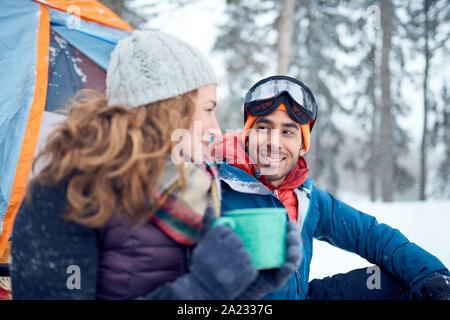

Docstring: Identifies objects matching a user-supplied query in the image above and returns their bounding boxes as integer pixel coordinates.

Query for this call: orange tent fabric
[33,0,133,31]
[0,4,50,259]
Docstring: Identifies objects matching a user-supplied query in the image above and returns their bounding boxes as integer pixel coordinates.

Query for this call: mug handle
[212,217,236,230]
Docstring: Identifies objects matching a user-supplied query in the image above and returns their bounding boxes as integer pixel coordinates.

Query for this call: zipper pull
[274,189,279,198]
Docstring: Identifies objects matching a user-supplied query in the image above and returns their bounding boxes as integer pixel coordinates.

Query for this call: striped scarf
[150,159,221,246]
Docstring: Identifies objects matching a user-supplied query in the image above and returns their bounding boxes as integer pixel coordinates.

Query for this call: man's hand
[421,274,450,300]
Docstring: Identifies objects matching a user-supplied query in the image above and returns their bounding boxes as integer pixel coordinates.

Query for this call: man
[212,75,450,300]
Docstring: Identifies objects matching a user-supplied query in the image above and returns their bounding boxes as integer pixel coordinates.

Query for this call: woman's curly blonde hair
[28,89,196,228]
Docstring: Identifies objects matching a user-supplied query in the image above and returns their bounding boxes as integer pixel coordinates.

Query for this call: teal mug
[212,208,287,270]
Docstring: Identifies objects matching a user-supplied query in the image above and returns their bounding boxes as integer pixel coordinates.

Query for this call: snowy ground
[309,199,450,281]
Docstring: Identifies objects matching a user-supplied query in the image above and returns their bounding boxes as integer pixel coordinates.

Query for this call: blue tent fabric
[0,0,41,227]
[49,9,130,44]
[0,1,131,232]
[49,9,130,70]
[45,30,84,112]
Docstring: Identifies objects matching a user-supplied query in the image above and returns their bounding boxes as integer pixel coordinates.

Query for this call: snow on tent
[0,0,132,261]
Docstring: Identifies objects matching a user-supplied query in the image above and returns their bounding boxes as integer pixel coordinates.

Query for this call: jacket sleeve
[10,182,99,300]
[313,186,449,293]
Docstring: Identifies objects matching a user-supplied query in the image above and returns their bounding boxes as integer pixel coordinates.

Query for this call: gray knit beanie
[106,30,217,108]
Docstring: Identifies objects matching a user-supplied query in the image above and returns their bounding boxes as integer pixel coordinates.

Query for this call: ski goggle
[244,76,318,130]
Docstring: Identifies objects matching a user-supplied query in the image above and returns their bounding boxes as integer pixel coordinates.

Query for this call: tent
[0,0,133,260]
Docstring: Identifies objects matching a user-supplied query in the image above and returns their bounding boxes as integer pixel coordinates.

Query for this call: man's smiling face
[247,110,305,188]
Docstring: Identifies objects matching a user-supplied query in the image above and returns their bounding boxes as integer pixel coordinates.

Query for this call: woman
[10,30,301,299]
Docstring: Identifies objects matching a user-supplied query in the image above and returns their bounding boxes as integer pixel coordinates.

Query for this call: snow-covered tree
[402,0,450,200]
[214,0,357,194]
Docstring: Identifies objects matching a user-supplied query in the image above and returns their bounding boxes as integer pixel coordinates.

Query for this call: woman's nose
[207,115,222,137]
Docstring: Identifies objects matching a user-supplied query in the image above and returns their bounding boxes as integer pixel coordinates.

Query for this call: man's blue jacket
[217,162,449,300]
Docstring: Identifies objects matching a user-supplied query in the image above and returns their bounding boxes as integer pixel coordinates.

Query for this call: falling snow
[71,57,87,83]
[53,34,68,49]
